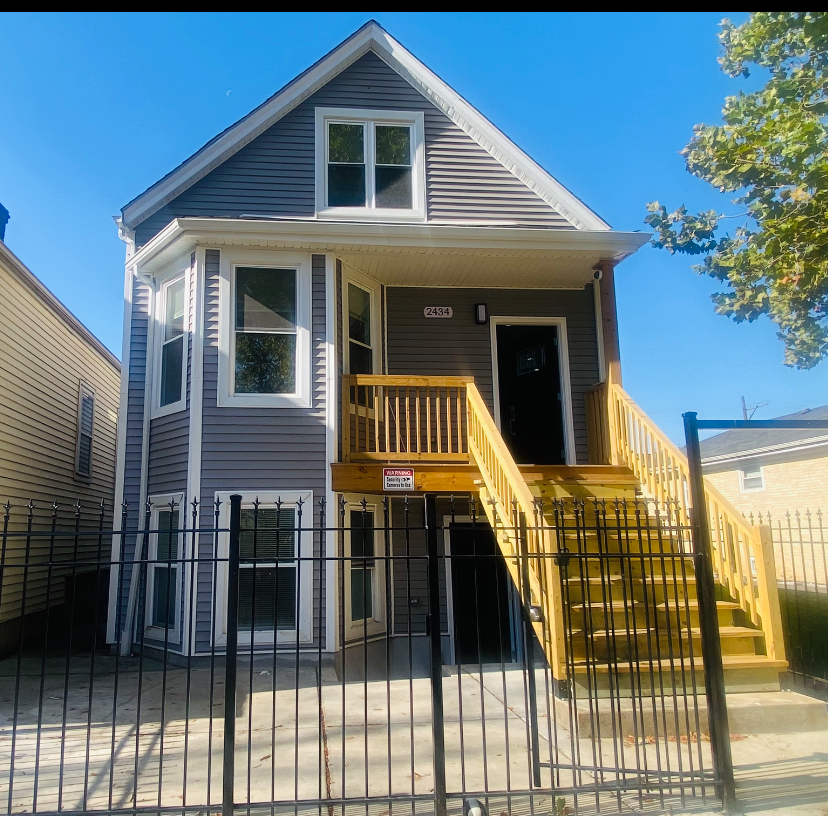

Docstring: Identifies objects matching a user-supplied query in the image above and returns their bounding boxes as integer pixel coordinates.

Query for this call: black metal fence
[0,494,726,816]
[751,509,828,696]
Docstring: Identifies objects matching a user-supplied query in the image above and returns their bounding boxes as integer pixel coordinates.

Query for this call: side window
[347,282,373,375]
[234,266,297,395]
[75,384,94,478]
[159,276,186,408]
[740,466,765,492]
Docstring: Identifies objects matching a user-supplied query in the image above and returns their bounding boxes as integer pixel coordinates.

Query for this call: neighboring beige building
[701,407,828,587]
[0,235,120,652]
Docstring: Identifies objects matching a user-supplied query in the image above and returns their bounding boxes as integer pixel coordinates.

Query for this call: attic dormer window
[315,108,425,221]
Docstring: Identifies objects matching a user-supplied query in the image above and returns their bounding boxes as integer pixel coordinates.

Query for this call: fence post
[683,413,737,812]
[425,493,447,816]
[223,494,242,816]
[519,511,542,786]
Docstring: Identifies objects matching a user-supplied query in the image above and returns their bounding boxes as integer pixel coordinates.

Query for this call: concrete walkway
[1,654,825,815]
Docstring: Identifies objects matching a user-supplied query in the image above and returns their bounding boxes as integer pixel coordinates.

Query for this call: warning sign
[383,468,414,491]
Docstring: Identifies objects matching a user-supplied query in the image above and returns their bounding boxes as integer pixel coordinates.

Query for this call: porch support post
[683,414,737,812]
[596,259,622,386]
[425,493,447,816]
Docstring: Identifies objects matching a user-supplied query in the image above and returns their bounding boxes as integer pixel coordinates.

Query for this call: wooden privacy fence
[588,381,785,665]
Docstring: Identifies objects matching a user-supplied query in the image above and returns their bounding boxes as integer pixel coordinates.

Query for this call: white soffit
[121,21,610,232]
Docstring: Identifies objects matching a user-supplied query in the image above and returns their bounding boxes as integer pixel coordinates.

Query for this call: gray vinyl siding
[193,250,329,653]
[385,286,600,464]
[134,51,570,246]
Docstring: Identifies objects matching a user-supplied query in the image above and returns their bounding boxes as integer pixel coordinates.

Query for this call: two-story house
[108,22,786,694]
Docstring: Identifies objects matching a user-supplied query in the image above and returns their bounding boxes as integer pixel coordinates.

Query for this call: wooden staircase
[339,374,787,694]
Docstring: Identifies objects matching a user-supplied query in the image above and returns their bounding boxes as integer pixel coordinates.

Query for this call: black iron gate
[0,491,728,816]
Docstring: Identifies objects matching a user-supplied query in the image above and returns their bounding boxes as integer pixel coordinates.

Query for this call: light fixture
[474,303,488,325]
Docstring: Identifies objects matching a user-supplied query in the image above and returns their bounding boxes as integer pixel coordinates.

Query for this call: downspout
[120,261,157,656]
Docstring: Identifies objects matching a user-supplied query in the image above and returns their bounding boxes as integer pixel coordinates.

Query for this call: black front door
[450,524,514,664]
[495,324,566,465]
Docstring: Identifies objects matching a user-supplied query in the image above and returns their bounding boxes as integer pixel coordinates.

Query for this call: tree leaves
[646,12,828,368]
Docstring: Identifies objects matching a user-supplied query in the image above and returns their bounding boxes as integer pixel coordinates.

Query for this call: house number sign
[423,306,453,318]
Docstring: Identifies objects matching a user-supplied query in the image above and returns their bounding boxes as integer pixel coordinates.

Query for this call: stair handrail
[465,382,567,679]
[605,381,785,663]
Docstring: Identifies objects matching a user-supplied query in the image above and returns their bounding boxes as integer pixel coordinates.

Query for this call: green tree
[646,12,828,368]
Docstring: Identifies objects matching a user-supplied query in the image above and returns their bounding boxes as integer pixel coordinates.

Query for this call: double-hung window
[740,465,765,492]
[154,269,188,417]
[146,496,182,643]
[215,491,314,646]
[315,108,425,221]
[75,383,95,479]
[347,282,374,375]
[219,252,311,408]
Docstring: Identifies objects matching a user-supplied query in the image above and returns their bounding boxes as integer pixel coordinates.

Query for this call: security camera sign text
[383,468,415,491]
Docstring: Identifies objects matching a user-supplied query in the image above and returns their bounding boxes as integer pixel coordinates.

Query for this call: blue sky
[0,12,824,443]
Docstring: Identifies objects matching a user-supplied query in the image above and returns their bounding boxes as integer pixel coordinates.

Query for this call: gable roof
[121,21,610,233]
[699,405,828,464]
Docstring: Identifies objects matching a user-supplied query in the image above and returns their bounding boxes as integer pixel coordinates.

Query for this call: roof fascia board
[0,241,120,371]
[129,217,647,274]
[701,436,828,465]
[122,22,609,233]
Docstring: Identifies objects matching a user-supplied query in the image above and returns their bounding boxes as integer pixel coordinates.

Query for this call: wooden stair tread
[569,625,762,640]
[656,600,740,611]
[570,654,787,673]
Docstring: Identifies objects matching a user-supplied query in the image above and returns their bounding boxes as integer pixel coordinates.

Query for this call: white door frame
[489,316,577,466]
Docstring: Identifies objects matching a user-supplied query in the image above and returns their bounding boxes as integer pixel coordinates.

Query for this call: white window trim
[342,266,382,376]
[315,107,426,222]
[342,496,386,643]
[144,493,185,646]
[151,263,190,419]
[74,381,95,480]
[213,490,314,648]
[740,465,765,493]
[489,316,578,466]
[217,250,312,408]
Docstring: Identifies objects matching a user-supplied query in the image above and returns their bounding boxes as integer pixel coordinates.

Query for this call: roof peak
[121,21,610,234]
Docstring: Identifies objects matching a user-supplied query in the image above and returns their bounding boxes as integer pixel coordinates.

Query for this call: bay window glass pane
[329,123,364,163]
[160,335,184,406]
[165,278,186,342]
[348,284,371,346]
[350,509,375,621]
[240,508,296,561]
[349,341,372,375]
[157,509,179,560]
[238,567,297,631]
[152,566,177,627]
[376,166,412,208]
[235,268,296,331]
[235,333,296,394]
[376,126,410,166]
[351,567,374,621]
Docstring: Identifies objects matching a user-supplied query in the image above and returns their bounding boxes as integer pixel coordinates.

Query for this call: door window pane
[234,267,297,394]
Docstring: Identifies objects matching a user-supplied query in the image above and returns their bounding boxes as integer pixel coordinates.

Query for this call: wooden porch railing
[341,375,470,462]
[596,381,785,664]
